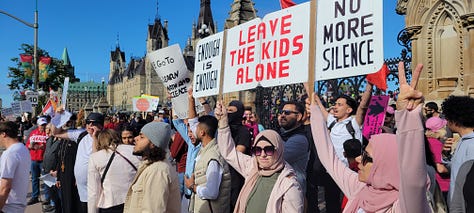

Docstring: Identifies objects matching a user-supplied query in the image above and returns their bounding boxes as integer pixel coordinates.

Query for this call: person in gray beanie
[124,122,181,213]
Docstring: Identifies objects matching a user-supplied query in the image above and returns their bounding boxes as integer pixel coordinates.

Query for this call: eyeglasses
[424,108,434,112]
[252,145,276,156]
[361,147,373,166]
[85,119,101,126]
[279,109,300,116]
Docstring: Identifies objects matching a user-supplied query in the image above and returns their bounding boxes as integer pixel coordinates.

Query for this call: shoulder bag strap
[101,152,116,186]
[115,150,137,171]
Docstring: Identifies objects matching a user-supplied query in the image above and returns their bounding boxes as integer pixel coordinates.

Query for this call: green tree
[7,43,78,91]
[7,44,79,114]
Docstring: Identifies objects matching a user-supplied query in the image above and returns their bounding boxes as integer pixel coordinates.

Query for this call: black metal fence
[255,56,412,130]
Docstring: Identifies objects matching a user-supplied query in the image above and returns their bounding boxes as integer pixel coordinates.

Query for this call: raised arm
[355,83,373,126]
[313,93,329,121]
[215,100,254,177]
[187,87,198,119]
[394,62,430,213]
[310,95,364,198]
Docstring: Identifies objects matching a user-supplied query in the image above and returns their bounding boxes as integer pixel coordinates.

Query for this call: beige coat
[123,159,181,213]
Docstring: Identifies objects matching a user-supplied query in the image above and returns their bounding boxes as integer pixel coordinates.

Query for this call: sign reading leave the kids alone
[223,2,311,93]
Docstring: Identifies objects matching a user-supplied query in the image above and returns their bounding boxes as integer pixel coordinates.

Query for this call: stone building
[396,0,474,99]
[184,0,258,107]
[66,80,104,113]
[107,16,169,111]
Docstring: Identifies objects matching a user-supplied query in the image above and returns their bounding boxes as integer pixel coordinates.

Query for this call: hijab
[234,130,285,213]
[346,133,400,212]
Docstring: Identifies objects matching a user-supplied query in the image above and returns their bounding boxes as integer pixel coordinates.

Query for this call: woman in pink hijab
[310,62,430,212]
[215,101,304,213]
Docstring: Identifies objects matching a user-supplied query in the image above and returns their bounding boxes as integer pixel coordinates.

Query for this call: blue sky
[0,0,405,107]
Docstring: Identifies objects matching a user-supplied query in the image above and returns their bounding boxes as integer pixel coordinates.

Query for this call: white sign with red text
[223,2,310,93]
[147,44,191,119]
[315,0,384,80]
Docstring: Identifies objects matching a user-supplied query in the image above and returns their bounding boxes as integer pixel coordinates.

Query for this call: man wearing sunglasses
[52,111,104,213]
[277,101,309,193]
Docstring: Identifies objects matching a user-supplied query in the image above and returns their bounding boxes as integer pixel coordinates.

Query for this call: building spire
[225,0,258,29]
[62,47,71,66]
[155,0,161,20]
[196,0,216,37]
[116,32,120,49]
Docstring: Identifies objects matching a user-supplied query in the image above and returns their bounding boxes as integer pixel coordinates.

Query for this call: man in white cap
[25,116,49,205]
[124,122,180,213]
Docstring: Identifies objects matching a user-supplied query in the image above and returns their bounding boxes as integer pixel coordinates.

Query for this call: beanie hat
[425,117,447,132]
[140,122,171,149]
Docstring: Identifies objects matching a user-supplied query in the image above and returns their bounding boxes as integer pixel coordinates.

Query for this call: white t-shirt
[69,129,92,202]
[327,115,362,165]
[0,143,31,213]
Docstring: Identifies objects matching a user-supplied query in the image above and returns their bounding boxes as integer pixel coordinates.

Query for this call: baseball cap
[37,117,48,126]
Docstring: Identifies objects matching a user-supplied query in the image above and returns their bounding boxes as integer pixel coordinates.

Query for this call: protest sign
[315,0,384,80]
[1,108,14,121]
[61,77,70,107]
[362,95,389,139]
[20,100,33,113]
[132,95,160,112]
[223,2,310,93]
[147,44,191,118]
[11,101,22,115]
[193,32,224,98]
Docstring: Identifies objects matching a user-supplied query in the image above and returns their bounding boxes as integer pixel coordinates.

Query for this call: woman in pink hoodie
[310,62,430,213]
[215,101,304,213]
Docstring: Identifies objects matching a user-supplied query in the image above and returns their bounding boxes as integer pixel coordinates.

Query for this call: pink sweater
[310,105,430,213]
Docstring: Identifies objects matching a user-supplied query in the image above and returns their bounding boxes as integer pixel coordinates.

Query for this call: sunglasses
[279,109,300,116]
[85,119,101,126]
[361,147,373,166]
[252,145,276,156]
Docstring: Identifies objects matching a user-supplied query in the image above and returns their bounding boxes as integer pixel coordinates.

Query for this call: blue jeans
[30,161,49,201]
[178,172,184,197]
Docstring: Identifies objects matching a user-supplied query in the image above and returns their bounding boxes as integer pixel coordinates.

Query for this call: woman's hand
[214,100,229,129]
[396,61,424,111]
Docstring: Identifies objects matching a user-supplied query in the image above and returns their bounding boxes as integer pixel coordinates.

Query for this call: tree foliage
[7,44,79,91]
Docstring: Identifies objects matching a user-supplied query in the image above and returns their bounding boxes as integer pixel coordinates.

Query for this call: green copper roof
[62,47,71,66]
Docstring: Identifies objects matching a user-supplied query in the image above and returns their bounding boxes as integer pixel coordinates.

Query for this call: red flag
[280,0,296,9]
[42,99,54,116]
[367,63,389,92]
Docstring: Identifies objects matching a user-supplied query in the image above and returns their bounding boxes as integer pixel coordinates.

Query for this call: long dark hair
[143,146,166,165]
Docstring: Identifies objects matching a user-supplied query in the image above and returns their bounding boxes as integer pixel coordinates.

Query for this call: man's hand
[214,100,228,128]
[187,85,194,99]
[396,61,424,111]
[184,174,196,192]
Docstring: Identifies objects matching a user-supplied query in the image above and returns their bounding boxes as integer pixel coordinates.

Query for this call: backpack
[328,119,356,139]
[76,131,88,144]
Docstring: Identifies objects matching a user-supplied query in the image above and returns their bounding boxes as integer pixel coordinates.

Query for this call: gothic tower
[224,0,258,105]
[396,0,474,100]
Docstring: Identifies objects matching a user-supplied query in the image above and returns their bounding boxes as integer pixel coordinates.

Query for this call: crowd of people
[0,62,473,213]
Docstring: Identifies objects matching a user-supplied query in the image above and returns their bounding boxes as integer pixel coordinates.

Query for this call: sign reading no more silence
[315,0,384,80]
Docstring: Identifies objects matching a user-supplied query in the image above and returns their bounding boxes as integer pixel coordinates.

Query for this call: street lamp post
[1,0,39,90]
